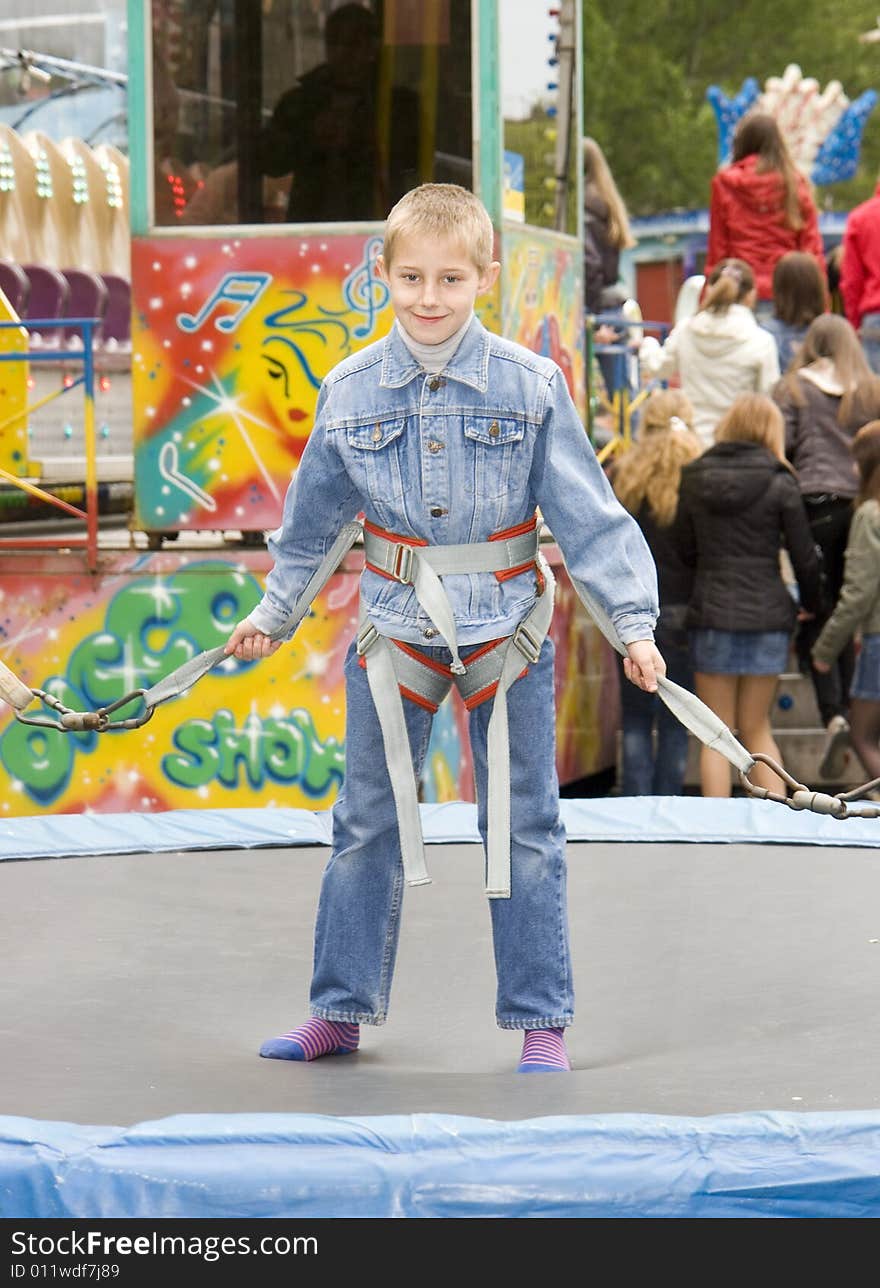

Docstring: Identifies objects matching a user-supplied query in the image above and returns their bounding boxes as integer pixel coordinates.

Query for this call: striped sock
[259,1018,360,1061]
[517,1027,571,1073]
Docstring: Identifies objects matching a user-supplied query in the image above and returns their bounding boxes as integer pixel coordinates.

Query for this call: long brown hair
[701,258,755,314]
[582,137,636,250]
[852,420,880,505]
[714,392,791,469]
[732,112,804,231]
[782,313,880,423]
[772,251,827,327]
[612,390,702,525]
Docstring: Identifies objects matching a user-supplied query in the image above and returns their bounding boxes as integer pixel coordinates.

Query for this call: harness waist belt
[364,523,539,581]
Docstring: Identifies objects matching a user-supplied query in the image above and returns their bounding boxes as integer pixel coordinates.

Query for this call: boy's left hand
[623,640,666,693]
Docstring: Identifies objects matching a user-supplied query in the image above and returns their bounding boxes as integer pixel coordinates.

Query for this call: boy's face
[377,232,500,346]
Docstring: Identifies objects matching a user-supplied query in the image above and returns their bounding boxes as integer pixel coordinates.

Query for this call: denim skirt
[690,628,790,676]
[850,633,880,701]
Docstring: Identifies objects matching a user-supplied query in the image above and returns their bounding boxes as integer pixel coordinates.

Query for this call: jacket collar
[799,358,845,397]
[379,314,491,392]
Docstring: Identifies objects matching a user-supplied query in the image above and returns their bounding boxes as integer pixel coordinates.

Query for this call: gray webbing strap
[143,521,363,708]
[364,527,539,578]
[409,555,468,675]
[454,642,508,706]
[388,642,455,710]
[565,572,755,774]
[484,554,556,897]
[360,628,432,888]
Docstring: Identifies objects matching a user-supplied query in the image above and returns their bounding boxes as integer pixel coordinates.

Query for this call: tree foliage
[583,0,880,215]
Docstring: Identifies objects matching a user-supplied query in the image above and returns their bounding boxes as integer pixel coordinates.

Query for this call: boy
[226,184,663,1073]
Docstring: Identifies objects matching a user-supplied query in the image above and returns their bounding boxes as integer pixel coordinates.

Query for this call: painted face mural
[132,234,393,533]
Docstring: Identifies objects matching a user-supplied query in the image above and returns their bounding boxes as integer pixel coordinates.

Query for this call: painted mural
[500,223,585,419]
[131,232,396,533]
[0,548,615,816]
[131,228,573,537]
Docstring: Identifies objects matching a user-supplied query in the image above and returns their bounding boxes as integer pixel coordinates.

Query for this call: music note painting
[132,233,395,534]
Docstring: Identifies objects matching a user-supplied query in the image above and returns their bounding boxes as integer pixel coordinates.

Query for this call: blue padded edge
[2,1110,880,1218]
[0,798,878,862]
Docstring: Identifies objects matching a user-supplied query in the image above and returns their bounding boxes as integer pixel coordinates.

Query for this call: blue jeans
[618,625,693,796]
[310,636,574,1030]
[860,311,880,375]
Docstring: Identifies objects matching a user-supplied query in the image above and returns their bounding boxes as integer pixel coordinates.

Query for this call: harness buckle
[512,623,542,665]
[390,543,414,584]
[356,623,379,656]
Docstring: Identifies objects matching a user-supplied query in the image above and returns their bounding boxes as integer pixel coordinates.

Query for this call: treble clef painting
[342,236,390,338]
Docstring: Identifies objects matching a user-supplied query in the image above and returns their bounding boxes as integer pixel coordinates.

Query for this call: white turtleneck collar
[394,313,474,374]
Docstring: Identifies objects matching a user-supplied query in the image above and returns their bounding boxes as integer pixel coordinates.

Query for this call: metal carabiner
[740,753,848,818]
[13,687,154,734]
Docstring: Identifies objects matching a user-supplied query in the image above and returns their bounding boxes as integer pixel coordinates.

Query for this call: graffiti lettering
[67,562,260,710]
[164,707,345,797]
[0,563,263,804]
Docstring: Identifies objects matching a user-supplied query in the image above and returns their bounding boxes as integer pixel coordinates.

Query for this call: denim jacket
[249,316,658,647]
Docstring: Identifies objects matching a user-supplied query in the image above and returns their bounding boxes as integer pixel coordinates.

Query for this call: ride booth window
[151,0,474,228]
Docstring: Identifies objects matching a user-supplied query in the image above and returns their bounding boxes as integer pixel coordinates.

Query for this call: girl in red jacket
[706,113,825,313]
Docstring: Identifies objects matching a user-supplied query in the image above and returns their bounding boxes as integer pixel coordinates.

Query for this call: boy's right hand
[224,618,282,661]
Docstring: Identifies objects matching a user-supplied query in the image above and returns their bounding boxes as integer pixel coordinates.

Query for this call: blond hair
[715,393,790,467]
[582,137,636,249]
[383,184,494,271]
[612,389,702,526]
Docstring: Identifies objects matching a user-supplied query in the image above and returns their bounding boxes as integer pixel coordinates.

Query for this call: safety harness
[356,515,554,898]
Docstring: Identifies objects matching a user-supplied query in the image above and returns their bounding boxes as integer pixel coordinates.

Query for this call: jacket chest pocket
[344,418,407,506]
[463,417,528,500]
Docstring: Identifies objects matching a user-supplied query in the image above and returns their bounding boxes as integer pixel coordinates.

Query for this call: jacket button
[430,506,447,517]
[427,440,444,453]
[428,376,445,391]
[489,420,500,438]
[423,627,438,639]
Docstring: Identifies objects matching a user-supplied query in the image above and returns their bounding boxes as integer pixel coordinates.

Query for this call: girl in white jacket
[640,259,781,450]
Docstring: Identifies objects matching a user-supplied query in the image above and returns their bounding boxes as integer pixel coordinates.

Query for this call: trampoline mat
[3,840,880,1125]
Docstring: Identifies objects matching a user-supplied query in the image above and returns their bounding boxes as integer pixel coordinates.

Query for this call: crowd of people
[589,117,880,799]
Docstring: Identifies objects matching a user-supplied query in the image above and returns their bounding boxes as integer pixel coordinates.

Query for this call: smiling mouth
[414,314,447,322]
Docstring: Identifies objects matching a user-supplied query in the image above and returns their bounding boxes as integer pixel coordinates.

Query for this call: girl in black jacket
[673,393,823,796]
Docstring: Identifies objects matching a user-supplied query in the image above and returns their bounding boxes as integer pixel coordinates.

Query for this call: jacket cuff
[248,599,291,638]
[614,615,657,647]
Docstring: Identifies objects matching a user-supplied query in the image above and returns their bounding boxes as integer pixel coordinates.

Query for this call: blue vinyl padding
[1,797,878,862]
[3,1110,880,1218]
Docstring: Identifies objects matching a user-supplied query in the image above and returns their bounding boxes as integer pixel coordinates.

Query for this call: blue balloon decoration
[706,78,760,165]
[812,90,878,184]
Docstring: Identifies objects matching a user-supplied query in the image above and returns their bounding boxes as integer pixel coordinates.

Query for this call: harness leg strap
[360,632,432,888]
[483,556,557,899]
